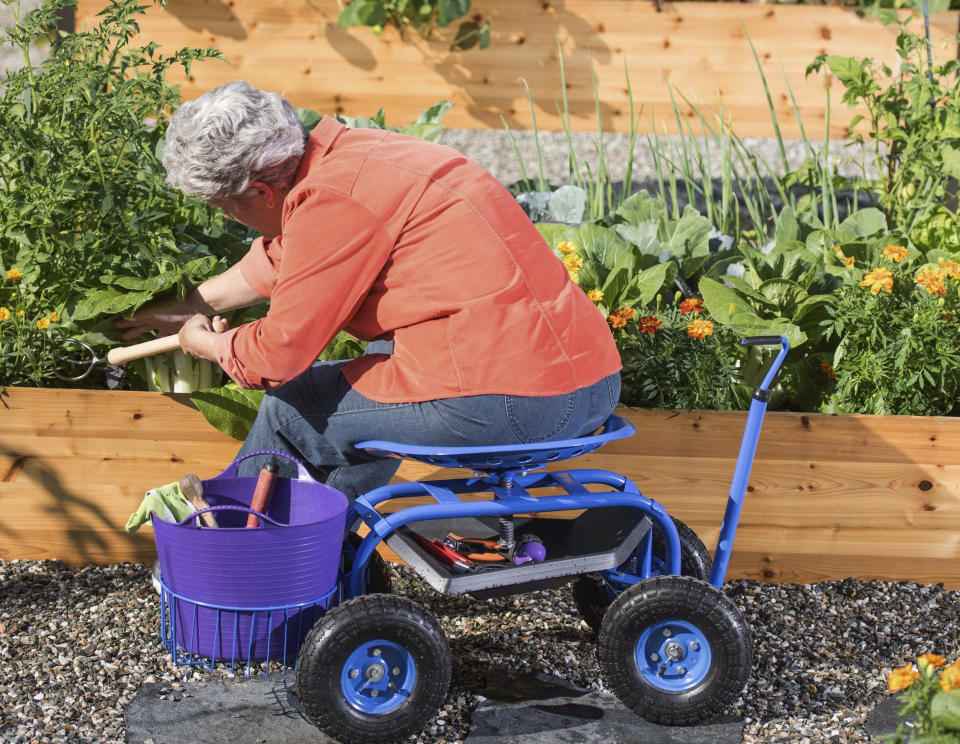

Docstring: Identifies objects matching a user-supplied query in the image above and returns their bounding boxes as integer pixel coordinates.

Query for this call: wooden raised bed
[2,386,957,587]
[73,1,960,139]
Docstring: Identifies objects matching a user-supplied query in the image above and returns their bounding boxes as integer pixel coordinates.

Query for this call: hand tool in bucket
[153,450,349,672]
[54,316,227,382]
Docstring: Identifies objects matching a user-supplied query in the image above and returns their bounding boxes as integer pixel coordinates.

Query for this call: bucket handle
[174,504,288,529]
[210,450,318,483]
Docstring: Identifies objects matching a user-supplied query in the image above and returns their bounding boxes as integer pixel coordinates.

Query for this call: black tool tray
[383,506,650,599]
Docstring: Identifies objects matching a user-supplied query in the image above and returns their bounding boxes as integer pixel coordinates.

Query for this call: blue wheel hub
[634,619,711,691]
[340,639,417,714]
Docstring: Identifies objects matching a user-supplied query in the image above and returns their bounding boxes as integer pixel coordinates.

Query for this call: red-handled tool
[414,534,476,574]
[246,462,279,528]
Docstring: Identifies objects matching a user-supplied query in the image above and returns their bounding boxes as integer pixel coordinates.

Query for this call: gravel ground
[3,557,959,743]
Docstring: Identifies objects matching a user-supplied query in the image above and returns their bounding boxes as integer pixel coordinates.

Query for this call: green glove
[125,481,195,533]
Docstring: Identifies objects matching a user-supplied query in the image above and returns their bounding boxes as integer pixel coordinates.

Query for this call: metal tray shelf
[384,506,650,599]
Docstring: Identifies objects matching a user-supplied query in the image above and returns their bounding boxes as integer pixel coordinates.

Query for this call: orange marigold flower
[938,259,960,279]
[639,315,662,334]
[918,654,947,669]
[36,317,50,330]
[861,267,894,295]
[6,268,23,282]
[883,245,908,263]
[940,663,960,692]
[820,361,837,380]
[587,289,603,302]
[556,241,579,255]
[888,666,920,692]
[48,311,58,323]
[916,268,947,296]
[15,309,24,317]
[686,319,714,339]
[679,298,704,314]
[608,313,628,329]
[843,256,856,266]
[618,306,636,321]
[833,245,844,256]
[0,307,9,321]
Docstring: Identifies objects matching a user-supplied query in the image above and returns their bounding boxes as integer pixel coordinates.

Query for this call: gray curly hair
[162,81,308,201]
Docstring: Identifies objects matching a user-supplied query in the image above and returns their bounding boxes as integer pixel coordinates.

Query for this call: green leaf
[190,384,265,441]
[612,189,668,227]
[698,277,758,324]
[728,314,806,349]
[297,107,323,131]
[931,689,960,732]
[757,278,808,315]
[824,55,863,86]
[634,262,674,306]
[436,0,470,27]
[838,208,887,239]
[942,145,960,181]
[412,99,454,126]
[73,287,155,320]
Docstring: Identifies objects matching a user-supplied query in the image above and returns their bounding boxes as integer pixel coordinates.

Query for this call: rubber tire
[345,532,393,595]
[598,574,752,726]
[297,594,452,744]
[572,517,711,632]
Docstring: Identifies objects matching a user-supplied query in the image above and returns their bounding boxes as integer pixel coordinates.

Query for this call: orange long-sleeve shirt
[213,117,621,402]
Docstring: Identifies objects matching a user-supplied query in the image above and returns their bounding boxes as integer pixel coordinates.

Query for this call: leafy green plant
[822,239,960,415]
[614,295,746,411]
[337,0,489,51]
[885,653,960,744]
[0,0,250,388]
[806,11,960,253]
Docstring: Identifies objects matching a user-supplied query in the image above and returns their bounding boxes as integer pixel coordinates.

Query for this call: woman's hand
[115,300,199,340]
[179,314,229,362]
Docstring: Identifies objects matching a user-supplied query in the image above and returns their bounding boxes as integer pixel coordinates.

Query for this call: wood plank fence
[74,1,960,138]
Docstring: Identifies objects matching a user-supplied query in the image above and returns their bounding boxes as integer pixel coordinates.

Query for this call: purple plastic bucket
[152,451,348,665]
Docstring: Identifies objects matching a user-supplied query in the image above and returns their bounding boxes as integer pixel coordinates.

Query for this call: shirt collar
[291,116,346,186]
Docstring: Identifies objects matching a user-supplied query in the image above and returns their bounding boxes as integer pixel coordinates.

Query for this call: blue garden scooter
[295,336,789,743]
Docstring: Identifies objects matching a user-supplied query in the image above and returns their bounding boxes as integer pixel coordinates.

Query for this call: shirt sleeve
[217,188,395,389]
[236,236,279,298]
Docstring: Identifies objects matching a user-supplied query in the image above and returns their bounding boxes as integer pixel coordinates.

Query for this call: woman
[119,81,622,499]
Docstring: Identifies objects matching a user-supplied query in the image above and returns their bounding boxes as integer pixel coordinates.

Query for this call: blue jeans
[236,343,621,501]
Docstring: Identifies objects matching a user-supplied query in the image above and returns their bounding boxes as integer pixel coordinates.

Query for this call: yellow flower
[568,268,580,283]
[916,268,947,296]
[686,319,714,339]
[833,245,844,256]
[918,653,947,669]
[888,666,920,692]
[938,259,960,280]
[556,241,579,255]
[15,309,24,317]
[0,307,9,321]
[883,244,908,263]
[587,289,604,303]
[36,317,50,330]
[562,253,584,270]
[5,268,23,282]
[940,663,960,692]
[861,267,894,295]
[843,256,856,266]
[48,311,58,323]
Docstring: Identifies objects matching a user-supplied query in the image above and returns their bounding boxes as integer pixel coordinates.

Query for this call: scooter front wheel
[598,574,751,725]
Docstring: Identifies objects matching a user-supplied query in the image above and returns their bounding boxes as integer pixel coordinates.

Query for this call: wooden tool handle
[246,463,279,528]
[106,317,228,365]
[179,473,218,528]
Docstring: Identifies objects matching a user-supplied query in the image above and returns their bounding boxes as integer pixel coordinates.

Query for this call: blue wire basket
[159,576,338,677]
